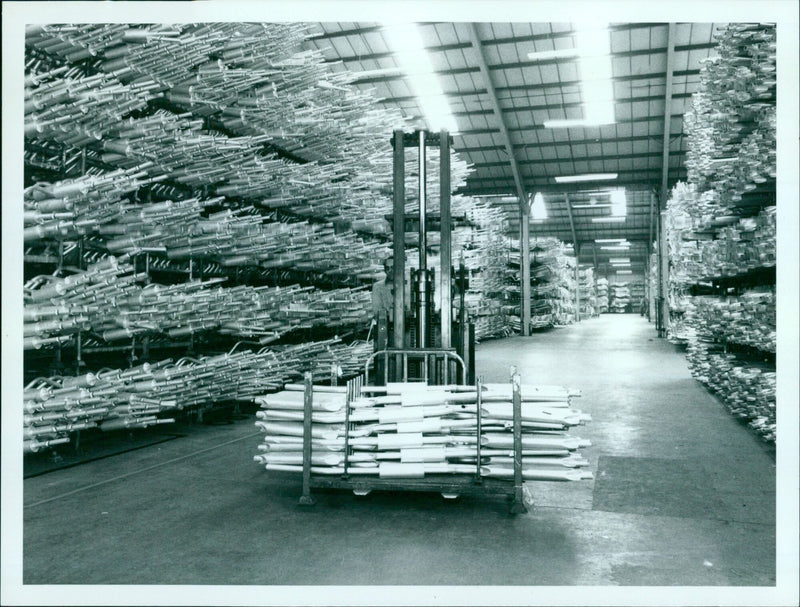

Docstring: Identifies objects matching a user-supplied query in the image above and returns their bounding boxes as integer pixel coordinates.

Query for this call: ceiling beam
[455,134,669,153]
[463,167,686,186]
[485,44,714,73]
[328,43,715,70]
[461,182,663,195]
[456,112,686,136]
[471,151,686,168]
[355,67,699,86]
[563,193,579,247]
[466,23,527,208]
[660,23,677,209]
[452,93,692,117]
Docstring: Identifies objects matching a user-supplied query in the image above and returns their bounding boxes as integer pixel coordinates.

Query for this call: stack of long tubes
[24,256,375,349]
[507,238,577,329]
[25,68,160,146]
[685,290,775,353]
[610,284,631,314]
[254,381,593,481]
[578,268,597,317]
[24,338,374,452]
[23,165,166,243]
[596,278,609,314]
[686,339,775,442]
[685,23,776,209]
[24,171,391,276]
[666,200,776,284]
[24,24,478,237]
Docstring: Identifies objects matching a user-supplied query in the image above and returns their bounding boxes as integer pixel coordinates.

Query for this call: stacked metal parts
[596,278,609,314]
[609,283,631,313]
[22,23,496,451]
[24,255,374,349]
[665,23,776,442]
[459,203,515,341]
[24,339,371,453]
[509,237,577,330]
[254,379,593,483]
[629,281,645,312]
[578,268,598,318]
[403,198,513,342]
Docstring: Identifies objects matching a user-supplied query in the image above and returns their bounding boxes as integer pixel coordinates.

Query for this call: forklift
[370,129,475,386]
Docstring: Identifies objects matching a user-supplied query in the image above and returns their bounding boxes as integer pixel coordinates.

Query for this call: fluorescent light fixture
[571,203,613,209]
[530,219,545,224]
[609,258,630,263]
[615,270,633,274]
[527,48,580,61]
[531,192,547,220]
[610,188,627,217]
[555,173,617,183]
[383,22,458,133]
[595,238,626,243]
[591,216,626,223]
[543,24,615,128]
[543,118,610,128]
[600,245,631,251]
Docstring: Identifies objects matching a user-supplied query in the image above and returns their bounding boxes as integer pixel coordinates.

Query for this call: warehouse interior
[3,3,799,605]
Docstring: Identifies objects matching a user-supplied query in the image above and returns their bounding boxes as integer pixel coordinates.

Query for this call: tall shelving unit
[665,23,776,442]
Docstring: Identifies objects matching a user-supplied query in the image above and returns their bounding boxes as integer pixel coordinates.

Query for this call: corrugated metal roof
[305,21,723,270]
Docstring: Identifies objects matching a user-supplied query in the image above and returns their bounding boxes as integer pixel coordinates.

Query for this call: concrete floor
[23,315,776,585]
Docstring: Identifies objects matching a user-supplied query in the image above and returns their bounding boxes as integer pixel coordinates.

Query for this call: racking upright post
[659,205,670,335]
[575,244,581,323]
[439,129,452,350]
[509,367,528,514]
[520,201,531,336]
[299,371,315,506]
[392,130,406,359]
[416,131,428,349]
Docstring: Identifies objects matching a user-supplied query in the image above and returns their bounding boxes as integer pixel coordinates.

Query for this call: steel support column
[416,131,428,348]
[439,130,452,349]
[649,190,657,252]
[575,244,581,323]
[520,205,531,336]
[659,206,670,335]
[660,24,676,207]
[392,129,406,349]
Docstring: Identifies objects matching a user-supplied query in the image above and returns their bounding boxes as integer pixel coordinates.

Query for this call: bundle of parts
[686,340,775,441]
[23,24,476,237]
[507,238,577,330]
[684,23,775,214]
[23,338,374,451]
[609,284,630,314]
[24,256,374,349]
[254,381,593,482]
[596,278,609,314]
[685,290,775,353]
[578,268,598,318]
